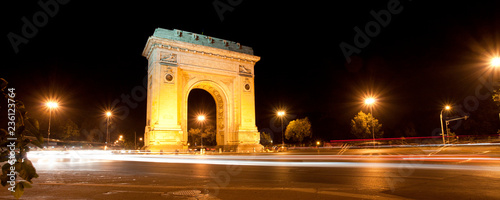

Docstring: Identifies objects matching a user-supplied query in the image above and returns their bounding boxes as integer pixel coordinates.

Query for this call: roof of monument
[152,28,254,55]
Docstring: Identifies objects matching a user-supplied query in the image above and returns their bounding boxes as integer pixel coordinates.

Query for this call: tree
[350,111,383,139]
[492,88,500,106]
[188,125,216,146]
[56,119,80,140]
[456,95,500,135]
[188,128,201,146]
[404,122,417,137]
[0,78,43,199]
[285,117,312,143]
[260,131,272,146]
[88,129,102,142]
[202,125,216,146]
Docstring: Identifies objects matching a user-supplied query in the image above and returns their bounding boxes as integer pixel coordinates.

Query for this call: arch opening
[187,89,217,147]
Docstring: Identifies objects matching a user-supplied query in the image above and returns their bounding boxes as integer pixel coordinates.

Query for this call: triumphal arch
[142,28,262,152]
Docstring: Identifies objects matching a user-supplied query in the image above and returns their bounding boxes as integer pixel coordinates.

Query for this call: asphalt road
[1,145,499,200]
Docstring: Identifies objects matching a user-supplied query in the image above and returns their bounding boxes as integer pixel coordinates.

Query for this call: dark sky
[2,0,500,142]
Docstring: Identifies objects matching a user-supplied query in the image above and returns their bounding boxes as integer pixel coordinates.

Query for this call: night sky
[2,1,500,143]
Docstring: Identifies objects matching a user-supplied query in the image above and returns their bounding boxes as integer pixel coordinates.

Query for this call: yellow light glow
[445,105,451,110]
[106,111,112,117]
[277,111,285,117]
[139,137,143,141]
[316,141,320,145]
[46,102,58,109]
[364,97,376,105]
[492,57,500,67]
[197,115,206,121]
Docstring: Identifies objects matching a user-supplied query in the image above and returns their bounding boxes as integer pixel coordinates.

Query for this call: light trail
[28,150,500,171]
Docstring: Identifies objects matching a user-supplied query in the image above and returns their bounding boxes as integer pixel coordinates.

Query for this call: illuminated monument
[142,28,262,152]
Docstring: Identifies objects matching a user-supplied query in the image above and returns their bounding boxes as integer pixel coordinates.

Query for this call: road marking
[425,146,446,156]
[337,143,351,155]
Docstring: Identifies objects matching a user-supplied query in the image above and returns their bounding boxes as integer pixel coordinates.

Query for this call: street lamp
[491,57,500,68]
[277,111,285,148]
[364,97,375,105]
[364,97,376,146]
[440,105,451,145]
[46,101,58,147]
[106,111,112,145]
[135,135,143,150]
[197,115,205,150]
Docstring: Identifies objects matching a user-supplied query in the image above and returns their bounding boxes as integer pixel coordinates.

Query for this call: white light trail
[27,150,500,172]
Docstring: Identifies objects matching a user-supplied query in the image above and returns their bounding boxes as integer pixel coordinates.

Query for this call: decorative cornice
[153,28,254,55]
[143,35,260,64]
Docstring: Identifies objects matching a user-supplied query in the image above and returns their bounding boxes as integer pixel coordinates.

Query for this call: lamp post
[277,111,285,148]
[197,115,205,151]
[440,105,451,145]
[46,102,58,147]
[106,111,112,145]
[489,57,500,139]
[118,135,123,147]
[364,98,376,146]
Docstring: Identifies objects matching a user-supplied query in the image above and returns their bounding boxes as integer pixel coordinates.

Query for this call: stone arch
[142,28,262,152]
[182,79,231,147]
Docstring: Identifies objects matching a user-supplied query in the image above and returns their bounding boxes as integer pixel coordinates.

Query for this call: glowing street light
[364,97,376,146]
[46,102,58,109]
[139,137,143,149]
[197,115,206,149]
[46,101,59,146]
[364,97,376,105]
[440,105,451,145]
[105,111,112,145]
[491,57,500,67]
[277,111,286,147]
[277,111,285,117]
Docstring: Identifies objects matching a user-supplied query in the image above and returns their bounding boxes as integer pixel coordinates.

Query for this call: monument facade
[142,28,262,152]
